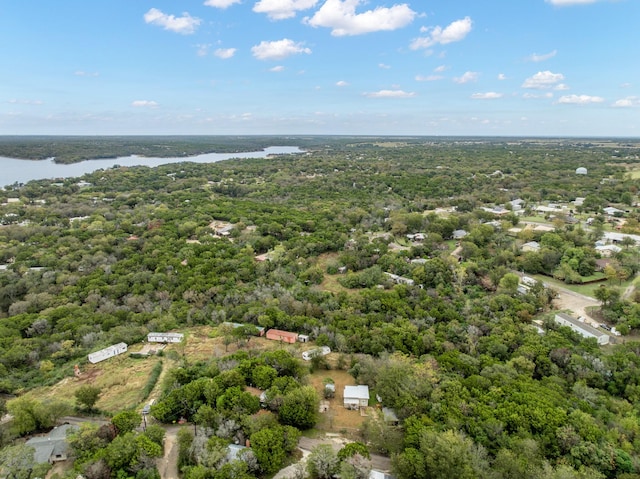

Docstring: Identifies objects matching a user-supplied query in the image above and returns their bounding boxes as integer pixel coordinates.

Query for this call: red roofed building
[266,329,299,343]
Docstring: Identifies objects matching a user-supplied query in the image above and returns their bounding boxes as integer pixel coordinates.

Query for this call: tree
[307,444,340,479]
[111,409,142,435]
[498,273,520,295]
[75,385,102,411]
[250,425,300,474]
[6,397,69,436]
[278,385,319,429]
[251,365,278,390]
[0,444,50,479]
[339,453,372,479]
[338,442,370,461]
[594,285,620,309]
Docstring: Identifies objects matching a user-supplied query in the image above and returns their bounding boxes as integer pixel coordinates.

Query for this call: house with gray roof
[344,385,370,410]
[25,424,78,464]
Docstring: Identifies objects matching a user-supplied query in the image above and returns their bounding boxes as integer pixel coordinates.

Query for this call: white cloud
[522,70,565,89]
[304,0,416,36]
[253,0,318,20]
[214,48,237,59]
[613,96,640,107]
[74,71,99,77]
[523,92,554,99]
[336,80,349,86]
[497,73,507,80]
[270,65,285,72]
[410,17,472,50]
[204,0,242,8]
[557,94,604,104]
[132,100,159,107]
[144,8,201,35]
[415,75,443,81]
[526,50,557,62]
[363,89,416,98]
[8,99,43,105]
[471,92,503,99]
[379,63,391,69]
[251,38,311,60]
[545,0,598,5]
[434,65,448,73]
[453,71,478,84]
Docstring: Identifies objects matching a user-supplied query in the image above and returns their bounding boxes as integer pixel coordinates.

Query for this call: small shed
[344,385,370,410]
[266,329,299,344]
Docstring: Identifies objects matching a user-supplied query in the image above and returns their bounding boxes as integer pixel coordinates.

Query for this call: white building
[302,346,331,361]
[147,332,184,343]
[385,272,415,286]
[88,342,128,364]
[554,313,609,345]
[344,385,370,409]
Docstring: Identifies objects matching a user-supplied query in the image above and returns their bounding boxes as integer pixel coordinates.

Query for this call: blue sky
[1,0,639,137]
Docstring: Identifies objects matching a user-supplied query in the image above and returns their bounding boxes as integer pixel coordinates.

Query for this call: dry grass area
[27,326,365,422]
[26,353,163,413]
[307,357,368,436]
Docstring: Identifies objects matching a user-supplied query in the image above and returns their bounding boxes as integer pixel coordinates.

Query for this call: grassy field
[531,273,632,298]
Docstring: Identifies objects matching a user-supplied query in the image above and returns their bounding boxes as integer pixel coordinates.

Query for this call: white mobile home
[88,342,128,364]
[147,332,184,343]
[554,313,610,345]
[302,346,331,361]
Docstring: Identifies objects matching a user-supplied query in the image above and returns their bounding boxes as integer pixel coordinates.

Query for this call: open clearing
[308,363,368,435]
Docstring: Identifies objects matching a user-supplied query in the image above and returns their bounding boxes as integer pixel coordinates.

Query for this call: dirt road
[157,425,181,479]
[551,286,600,325]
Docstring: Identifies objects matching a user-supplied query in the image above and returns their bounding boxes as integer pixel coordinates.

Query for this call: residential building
[302,346,331,361]
[88,342,128,364]
[344,385,370,409]
[26,424,78,464]
[554,313,610,345]
[147,332,184,343]
[265,329,298,343]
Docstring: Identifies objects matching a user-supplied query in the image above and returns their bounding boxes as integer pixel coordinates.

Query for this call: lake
[0,146,303,188]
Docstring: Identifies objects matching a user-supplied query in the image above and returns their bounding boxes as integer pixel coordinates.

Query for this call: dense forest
[2,137,640,479]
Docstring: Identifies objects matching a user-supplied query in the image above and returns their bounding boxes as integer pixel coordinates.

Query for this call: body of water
[0,146,303,188]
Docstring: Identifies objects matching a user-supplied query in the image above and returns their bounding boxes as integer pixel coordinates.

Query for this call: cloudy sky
[1,0,639,136]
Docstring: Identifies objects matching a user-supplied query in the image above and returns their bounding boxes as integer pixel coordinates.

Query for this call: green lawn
[529,273,632,298]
